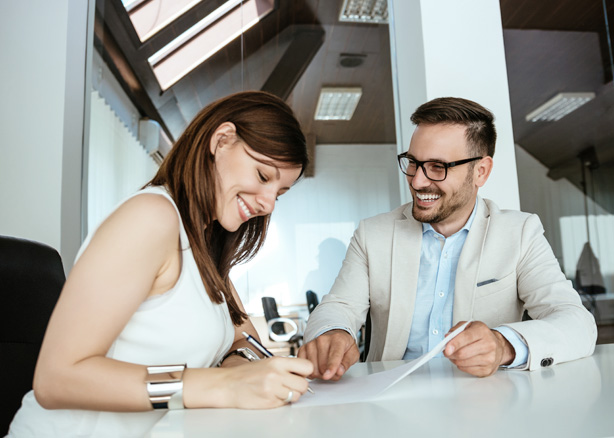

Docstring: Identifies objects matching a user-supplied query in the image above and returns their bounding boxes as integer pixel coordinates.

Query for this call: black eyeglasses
[397,153,483,182]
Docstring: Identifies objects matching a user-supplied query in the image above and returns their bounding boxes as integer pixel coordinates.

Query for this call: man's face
[406,123,484,236]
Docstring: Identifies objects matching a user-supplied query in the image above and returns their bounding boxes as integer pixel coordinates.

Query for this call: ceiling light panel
[525,92,595,122]
[314,87,362,121]
[339,0,388,24]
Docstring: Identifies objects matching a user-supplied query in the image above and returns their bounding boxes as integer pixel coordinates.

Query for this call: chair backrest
[0,235,65,435]
[360,311,372,362]
[261,296,280,321]
[261,296,286,335]
[305,290,319,313]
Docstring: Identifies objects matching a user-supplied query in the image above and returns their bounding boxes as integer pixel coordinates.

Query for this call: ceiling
[95,0,395,148]
[96,0,614,203]
[500,0,614,190]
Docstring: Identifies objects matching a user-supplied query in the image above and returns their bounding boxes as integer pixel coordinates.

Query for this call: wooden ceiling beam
[261,25,325,101]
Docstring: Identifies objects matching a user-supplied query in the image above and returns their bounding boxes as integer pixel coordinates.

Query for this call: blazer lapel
[381,204,422,360]
[453,197,491,324]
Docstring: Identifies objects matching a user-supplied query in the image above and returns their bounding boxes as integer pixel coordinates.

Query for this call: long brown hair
[149,91,308,325]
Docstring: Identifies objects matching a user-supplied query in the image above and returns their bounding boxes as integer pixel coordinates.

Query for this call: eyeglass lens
[400,157,446,181]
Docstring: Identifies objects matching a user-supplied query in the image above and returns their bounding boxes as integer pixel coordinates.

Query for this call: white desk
[147,344,614,438]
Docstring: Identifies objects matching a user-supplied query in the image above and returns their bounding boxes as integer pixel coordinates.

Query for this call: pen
[242,331,315,394]
[242,331,274,357]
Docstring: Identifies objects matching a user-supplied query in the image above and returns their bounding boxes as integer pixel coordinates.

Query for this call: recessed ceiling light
[314,87,362,121]
[339,0,388,24]
[525,92,595,122]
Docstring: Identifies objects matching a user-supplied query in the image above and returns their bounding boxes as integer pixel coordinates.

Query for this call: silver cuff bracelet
[145,364,186,410]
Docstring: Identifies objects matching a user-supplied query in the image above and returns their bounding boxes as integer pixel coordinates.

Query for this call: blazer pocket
[474,271,516,299]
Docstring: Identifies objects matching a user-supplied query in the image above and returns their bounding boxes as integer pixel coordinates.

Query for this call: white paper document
[293,321,471,408]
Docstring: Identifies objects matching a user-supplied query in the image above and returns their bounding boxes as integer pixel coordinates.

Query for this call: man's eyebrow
[407,153,447,162]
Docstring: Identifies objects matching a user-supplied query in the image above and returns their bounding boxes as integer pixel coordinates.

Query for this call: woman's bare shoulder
[83,193,183,264]
[110,192,180,234]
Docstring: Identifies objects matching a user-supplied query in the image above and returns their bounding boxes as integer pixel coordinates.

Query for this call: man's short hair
[410,97,496,158]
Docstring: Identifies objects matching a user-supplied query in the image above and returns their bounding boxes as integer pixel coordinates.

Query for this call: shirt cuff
[493,326,529,368]
[314,326,355,341]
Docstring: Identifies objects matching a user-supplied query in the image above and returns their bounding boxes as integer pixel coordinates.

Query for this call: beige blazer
[304,197,597,370]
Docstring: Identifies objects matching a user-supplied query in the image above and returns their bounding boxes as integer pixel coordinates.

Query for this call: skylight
[148,0,275,91]
[123,0,203,42]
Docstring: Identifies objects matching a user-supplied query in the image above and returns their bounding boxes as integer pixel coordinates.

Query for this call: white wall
[230,144,400,314]
[0,0,92,273]
[388,0,520,210]
[0,2,69,248]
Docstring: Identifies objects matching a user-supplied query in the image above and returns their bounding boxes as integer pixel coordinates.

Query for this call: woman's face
[211,124,302,232]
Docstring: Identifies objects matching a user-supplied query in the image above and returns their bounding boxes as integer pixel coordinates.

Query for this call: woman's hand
[184,357,314,409]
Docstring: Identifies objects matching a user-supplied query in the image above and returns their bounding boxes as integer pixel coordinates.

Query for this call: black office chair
[305,290,319,313]
[261,296,303,356]
[0,235,65,435]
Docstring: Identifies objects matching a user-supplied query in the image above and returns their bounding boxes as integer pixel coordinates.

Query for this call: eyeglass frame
[397,153,483,182]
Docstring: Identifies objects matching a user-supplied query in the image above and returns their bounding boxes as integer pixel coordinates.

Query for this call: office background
[1,0,613,330]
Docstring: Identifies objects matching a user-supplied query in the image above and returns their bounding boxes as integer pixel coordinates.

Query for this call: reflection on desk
[146,344,614,438]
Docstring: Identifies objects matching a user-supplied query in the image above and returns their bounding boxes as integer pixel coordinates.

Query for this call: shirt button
[432,329,439,335]
[439,292,444,298]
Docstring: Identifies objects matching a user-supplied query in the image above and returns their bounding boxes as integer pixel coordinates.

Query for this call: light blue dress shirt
[402,201,528,368]
[317,200,528,368]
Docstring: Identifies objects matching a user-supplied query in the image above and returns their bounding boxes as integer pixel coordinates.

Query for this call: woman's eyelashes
[257,170,269,183]
[257,168,285,200]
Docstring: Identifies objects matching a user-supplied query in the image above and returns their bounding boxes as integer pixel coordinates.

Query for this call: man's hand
[297,329,360,381]
[443,321,515,377]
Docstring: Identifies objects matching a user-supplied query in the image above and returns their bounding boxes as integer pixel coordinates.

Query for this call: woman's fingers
[222,357,314,408]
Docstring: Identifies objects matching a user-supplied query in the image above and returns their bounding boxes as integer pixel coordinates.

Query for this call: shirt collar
[422,197,478,237]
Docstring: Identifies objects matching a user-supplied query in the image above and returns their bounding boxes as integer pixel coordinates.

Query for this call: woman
[8,91,314,437]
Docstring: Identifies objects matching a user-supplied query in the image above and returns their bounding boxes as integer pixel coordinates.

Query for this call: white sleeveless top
[8,186,235,438]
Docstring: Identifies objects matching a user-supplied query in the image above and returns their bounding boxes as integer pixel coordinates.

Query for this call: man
[299,97,597,379]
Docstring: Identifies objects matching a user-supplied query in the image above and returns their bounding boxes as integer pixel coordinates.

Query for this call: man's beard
[411,172,474,225]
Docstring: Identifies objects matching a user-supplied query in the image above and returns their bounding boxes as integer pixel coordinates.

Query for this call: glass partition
[500,0,614,329]
[92,0,398,315]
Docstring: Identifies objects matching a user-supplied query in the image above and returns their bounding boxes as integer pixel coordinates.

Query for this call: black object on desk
[261,296,303,356]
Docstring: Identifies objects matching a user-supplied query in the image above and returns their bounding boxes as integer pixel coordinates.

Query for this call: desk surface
[147,344,614,438]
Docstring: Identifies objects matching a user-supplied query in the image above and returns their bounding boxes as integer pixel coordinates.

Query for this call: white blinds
[87,91,159,233]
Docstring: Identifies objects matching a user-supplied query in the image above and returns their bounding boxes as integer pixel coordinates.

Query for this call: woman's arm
[33,194,184,411]
[33,194,313,411]
[219,283,268,367]
[183,284,313,408]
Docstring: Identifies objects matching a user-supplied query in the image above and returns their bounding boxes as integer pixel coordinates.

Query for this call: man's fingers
[315,337,333,377]
[444,322,487,356]
[451,352,499,377]
[444,321,508,377]
[297,341,322,379]
[446,320,471,337]
[339,343,360,373]
[299,330,356,381]
[323,339,348,379]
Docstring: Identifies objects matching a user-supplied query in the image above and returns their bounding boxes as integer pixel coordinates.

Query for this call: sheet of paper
[293,321,471,408]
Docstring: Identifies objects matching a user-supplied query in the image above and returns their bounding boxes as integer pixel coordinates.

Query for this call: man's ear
[475,156,493,188]
[210,122,237,155]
